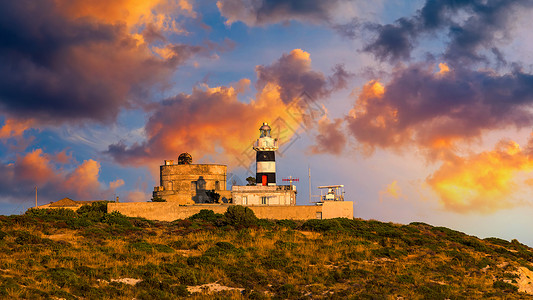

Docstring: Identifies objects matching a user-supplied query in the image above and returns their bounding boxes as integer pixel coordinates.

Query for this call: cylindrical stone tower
[253,122,279,186]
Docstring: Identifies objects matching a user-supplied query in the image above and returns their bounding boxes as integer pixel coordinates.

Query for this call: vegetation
[150,197,167,202]
[205,190,221,203]
[246,176,256,186]
[0,205,532,299]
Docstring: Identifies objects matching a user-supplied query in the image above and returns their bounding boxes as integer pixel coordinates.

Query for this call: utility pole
[35,186,37,207]
[308,166,311,204]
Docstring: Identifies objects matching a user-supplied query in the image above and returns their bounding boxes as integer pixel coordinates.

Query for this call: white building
[232,185,296,206]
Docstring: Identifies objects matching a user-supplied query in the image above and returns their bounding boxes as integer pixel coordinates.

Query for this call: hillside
[1,203,533,299]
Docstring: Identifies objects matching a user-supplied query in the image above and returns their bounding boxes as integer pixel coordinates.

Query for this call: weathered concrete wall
[108,203,229,221]
[109,202,354,221]
[109,203,324,221]
[321,201,354,219]
[244,205,321,220]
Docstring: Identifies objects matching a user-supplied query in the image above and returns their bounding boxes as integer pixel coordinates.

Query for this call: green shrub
[25,208,77,220]
[492,280,518,292]
[189,209,223,223]
[276,219,298,229]
[102,211,132,227]
[77,201,109,220]
[129,241,153,252]
[300,219,343,232]
[223,206,258,228]
[153,244,174,253]
[47,268,83,288]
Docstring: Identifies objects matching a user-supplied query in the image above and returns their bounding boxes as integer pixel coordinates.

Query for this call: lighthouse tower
[253,122,279,186]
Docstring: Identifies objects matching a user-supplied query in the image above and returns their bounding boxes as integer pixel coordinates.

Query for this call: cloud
[255,49,350,104]
[0,0,209,125]
[106,49,347,166]
[0,118,35,140]
[109,179,125,190]
[216,0,345,26]
[427,139,533,214]
[125,189,152,202]
[0,149,121,204]
[346,63,533,156]
[106,79,295,165]
[362,0,533,65]
[309,117,346,155]
[379,180,404,202]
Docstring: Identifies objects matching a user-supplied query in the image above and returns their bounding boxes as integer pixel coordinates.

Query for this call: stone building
[152,153,231,204]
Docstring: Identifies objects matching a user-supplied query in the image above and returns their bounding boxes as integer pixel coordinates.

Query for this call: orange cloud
[55,0,194,34]
[109,179,125,190]
[0,1,213,125]
[107,49,347,167]
[427,139,533,214]
[437,63,450,75]
[0,119,35,139]
[64,159,102,199]
[345,63,533,161]
[379,180,405,202]
[107,79,302,166]
[0,148,122,203]
[14,149,56,184]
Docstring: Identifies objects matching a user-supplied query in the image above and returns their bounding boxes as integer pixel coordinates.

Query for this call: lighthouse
[253,122,278,186]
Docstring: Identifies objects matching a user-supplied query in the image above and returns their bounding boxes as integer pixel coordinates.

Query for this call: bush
[25,208,77,220]
[151,197,166,202]
[300,219,343,232]
[189,209,223,223]
[223,206,258,228]
[493,280,518,292]
[77,201,109,220]
[102,211,132,227]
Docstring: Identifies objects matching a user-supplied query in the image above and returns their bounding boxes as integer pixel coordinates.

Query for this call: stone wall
[108,202,354,221]
[153,164,228,204]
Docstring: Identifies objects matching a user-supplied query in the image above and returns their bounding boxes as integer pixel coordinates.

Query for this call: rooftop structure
[233,122,296,206]
[153,153,231,204]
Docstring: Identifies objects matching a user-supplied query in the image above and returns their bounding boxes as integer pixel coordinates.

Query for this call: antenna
[308,166,311,204]
[35,186,37,208]
[282,176,299,185]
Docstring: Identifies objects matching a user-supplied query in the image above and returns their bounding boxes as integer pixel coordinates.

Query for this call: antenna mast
[35,186,37,208]
[308,166,311,204]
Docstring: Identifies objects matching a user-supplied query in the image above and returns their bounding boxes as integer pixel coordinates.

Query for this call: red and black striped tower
[253,122,279,186]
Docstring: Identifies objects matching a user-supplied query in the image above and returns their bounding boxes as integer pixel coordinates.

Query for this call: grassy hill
[1,203,533,299]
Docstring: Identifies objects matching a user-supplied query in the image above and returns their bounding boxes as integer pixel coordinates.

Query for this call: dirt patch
[516,267,533,294]
[111,278,143,286]
[187,282,244,294]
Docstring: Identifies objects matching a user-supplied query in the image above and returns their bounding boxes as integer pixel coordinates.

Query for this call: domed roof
[259,122,271,131]
[177,152,192,165]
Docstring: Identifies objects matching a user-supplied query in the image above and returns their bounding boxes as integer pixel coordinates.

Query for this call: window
[261,196,267,205]
[316,212,322,219]
[242,196,247,205]
[215,181,220,190]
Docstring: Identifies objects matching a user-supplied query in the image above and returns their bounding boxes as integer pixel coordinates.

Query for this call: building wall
[321,201,354,219]
[108,201,354,221]
[153,164,228,204]
[232,185,296,206]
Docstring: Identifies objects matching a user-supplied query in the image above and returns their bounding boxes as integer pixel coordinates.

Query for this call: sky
[1,0,533,245]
